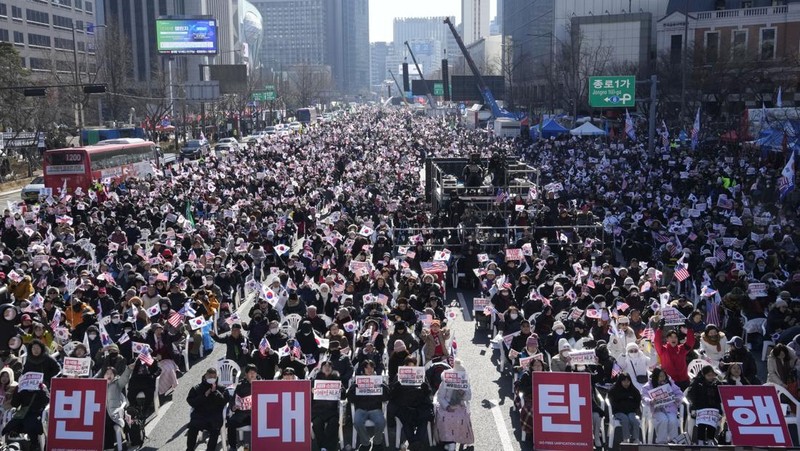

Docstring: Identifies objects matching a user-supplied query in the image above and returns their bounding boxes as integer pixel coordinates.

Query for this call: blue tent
[540,119,569,139]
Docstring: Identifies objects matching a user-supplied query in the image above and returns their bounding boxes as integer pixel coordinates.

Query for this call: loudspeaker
[441,59,450,101]
[402,63,410,93]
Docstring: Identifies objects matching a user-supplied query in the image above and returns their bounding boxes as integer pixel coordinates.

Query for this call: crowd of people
[0,103,796,451]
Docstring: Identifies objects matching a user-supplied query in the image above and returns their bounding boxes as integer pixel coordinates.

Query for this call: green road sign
[433,83,444,96]
[252,91,277,101]
[588,76,635,108]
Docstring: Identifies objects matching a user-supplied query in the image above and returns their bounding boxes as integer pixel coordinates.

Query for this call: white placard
[568,349,597,365]
[355,375,383,396]
[62,357,92,377]
[398,366,425,386]
[18,372,43,391]
[696,408,721,427]
[441,370,469,390]
[313,380,342,401]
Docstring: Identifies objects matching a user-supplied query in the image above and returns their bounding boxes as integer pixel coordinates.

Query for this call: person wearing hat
[687,365,723,445]
[225,364,259,451]
[550,338,572,372]
[325,321,351,355]
[347,359,388,451]
[388,339,411,383]
[387,320,419,357]
[265,319,288,350]
[608,315,637,361]
[354,341,384,375]
[185,367,230,451]
[766,343,798,389]
[721,336,760,384]
[145,323,180,395]
[510,320,534,356]
[434,358,475,448]
[389,297,417,326]
[388,355,433,451]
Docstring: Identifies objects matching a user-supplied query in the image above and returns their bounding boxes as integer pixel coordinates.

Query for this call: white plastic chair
[113,401,127,451]
[17,346,27,366]
[216,359,241,388]
[774,384,800,439]
[687,359,708,380]
[680,387,694,440]
[350,402,389,449]
[759,320,775,361]
[281,313,303,338]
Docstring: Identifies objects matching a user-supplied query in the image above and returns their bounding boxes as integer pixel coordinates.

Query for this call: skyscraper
[251,0,327,72]
[461,0,490,45]
[327,0,370,94]
[370,42,390,93]
[393,17,457,61]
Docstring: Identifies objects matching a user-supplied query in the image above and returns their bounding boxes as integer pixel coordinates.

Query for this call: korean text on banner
[313,380,342,401]
[661,306,686,326]
[532,371,593,451]
[719,385,792,447]
[62,357,92,377]
[48,378,107,451]
[355,376,383,396]
[398,366,425,386]
[695,408,721,427]
[18,372,44,391]
[442,370,469,390]
[568,350,597,366]
[251,380,311,451]
[648,384,675,409]
[472,297,489,313]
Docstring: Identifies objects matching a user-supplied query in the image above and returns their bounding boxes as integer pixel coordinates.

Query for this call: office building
[370,41,390,93]
[327,0,370,94]
[0,0,99,76]
[252,0,327,73]
[393,16,458,59]
[462,0,490,45]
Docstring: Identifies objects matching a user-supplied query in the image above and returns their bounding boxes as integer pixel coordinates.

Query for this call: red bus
[43,141,162,192]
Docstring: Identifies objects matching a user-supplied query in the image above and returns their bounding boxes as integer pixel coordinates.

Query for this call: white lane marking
[144,400,172,437]
[456,292,473,321]
[488,399,515,451]
[144,295,254,438]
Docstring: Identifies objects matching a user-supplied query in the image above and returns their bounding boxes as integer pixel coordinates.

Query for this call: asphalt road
[135,288,528,451]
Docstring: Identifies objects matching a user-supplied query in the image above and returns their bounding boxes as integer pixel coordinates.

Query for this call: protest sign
[236,395,253,411]
[473,297,489,314]
[251,380,311,451]
[398,366,425,386]
[313,380,342,401]
[568,350,597,366]
[719,385,792,446]
[747,283,768,298]
[62,357,92,377]
[661,306,686,326]
[354,375,383,396]
[441,370,469,390]
[648,384,675,408]
[48,378,107,451]
[502,331,521,348]
[695,408,721,427]
[19,372,44,391]
[532,372,593,451]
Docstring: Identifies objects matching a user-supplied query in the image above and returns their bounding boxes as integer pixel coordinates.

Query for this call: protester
[185,368,229,451]
[608,373,642,444]
[642,368,684,444]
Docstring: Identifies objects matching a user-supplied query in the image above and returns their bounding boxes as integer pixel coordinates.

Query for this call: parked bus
[43,141,162,192]
[296,107,317,124]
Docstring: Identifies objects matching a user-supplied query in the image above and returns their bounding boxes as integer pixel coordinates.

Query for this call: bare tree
[285,64,332,110]
[96,20,133,122]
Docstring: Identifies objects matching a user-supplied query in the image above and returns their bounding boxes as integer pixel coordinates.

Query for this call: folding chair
[395,416,434,449]
[350,402,389,449]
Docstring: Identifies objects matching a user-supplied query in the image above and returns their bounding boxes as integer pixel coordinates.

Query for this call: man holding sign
[226,364,257,451]
[346,360,388,450]
[311,361,343,451]
[653,313,695,389]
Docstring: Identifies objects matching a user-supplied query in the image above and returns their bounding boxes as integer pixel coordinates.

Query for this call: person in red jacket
[653,315,695,390]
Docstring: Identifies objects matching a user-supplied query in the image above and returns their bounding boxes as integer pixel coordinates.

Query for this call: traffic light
[23,88,47,97]
[82,84,106,94]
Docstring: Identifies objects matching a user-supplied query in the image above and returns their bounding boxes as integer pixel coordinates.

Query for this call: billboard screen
[451,75,505,102]
[156,18,218,55]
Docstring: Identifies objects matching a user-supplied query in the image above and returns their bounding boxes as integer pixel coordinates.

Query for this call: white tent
[570,122,606,136]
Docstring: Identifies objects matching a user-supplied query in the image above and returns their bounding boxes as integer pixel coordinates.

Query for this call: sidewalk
[0,172,39,195]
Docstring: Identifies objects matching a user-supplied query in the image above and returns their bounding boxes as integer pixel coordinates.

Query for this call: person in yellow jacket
[10,276,34,302]
[65,293,95,331]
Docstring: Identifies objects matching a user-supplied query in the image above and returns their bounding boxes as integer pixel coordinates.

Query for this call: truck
[296,108,317,124]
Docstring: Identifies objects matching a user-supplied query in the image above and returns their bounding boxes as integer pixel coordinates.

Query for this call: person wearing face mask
[390,297,417,326]
[618,342,652,391]
[324,340,353,387]
[543,321,568,356]
[22,339,61,387]
[502,306,523,335]
[699,324,726,366]
[265,320,288,350]
[95,344,128,378]
[311,360,343,451]
[608,316,638,361]
[210,323,251,367]
[550,339,572,372]
[185,368,230,451]
[388,321,419,356]
[103,363,134,450]
[514,275,532,301]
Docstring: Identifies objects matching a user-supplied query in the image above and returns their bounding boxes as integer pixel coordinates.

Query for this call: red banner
[719,385,792,447]
[48,378,107,451]
[251,380,312,451]
[532,371,593,451]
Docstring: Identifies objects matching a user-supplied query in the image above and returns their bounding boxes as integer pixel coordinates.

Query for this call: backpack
[126,405,147,447]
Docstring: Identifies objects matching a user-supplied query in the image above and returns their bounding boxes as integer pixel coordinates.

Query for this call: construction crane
[404,41,435,108]
[443,17,519,120]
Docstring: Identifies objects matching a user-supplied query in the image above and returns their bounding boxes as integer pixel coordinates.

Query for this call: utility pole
[72,25,83,143]
[681,0,689,119]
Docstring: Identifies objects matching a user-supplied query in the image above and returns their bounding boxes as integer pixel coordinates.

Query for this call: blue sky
[369,0,497,43]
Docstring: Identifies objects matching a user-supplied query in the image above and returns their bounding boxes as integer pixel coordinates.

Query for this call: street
[137,289,528,451]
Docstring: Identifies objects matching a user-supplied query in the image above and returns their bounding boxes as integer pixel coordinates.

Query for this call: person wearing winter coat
[210,323,251,367]
[226,364,258,451]
[687,365,723,445]
[126,358,161,418]
[22,340,60,387]
[617,342,652,391]
[249,342,279,381]
[311,361,343,451]
[421,320,450,362]
[608,316,638,361]
[699,325,726,367]
[103,363,133,450]
[0,366,16,411]
[608,373,642,444]
[434,360,475,448]
[653,317,696,389]
[721,336,761,384]
[387,321,419,356]
[185,367,230,451]
[389,356,434,450]
[347,360,389,451]
[550,338,572,372]
[1,379,49,442]
[767,343,798,388]
[721,362,757,385]
[642,367,684,444]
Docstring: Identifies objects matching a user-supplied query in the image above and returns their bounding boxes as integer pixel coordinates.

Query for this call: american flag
[661,120,669,150]
[674,264,690,282]
[715,248,727,262]
[705,293,721,328]
[691,107,700,150]
[641,327,655,341]
[50,309,62,330]
[495,189,507,204]
[138,348,155,366]
[421,261,448,274]
[259,337,270,354]
[586,277,595,289]
[291,343,303,360]
[168,312,184,328]
[611,362,622,378]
